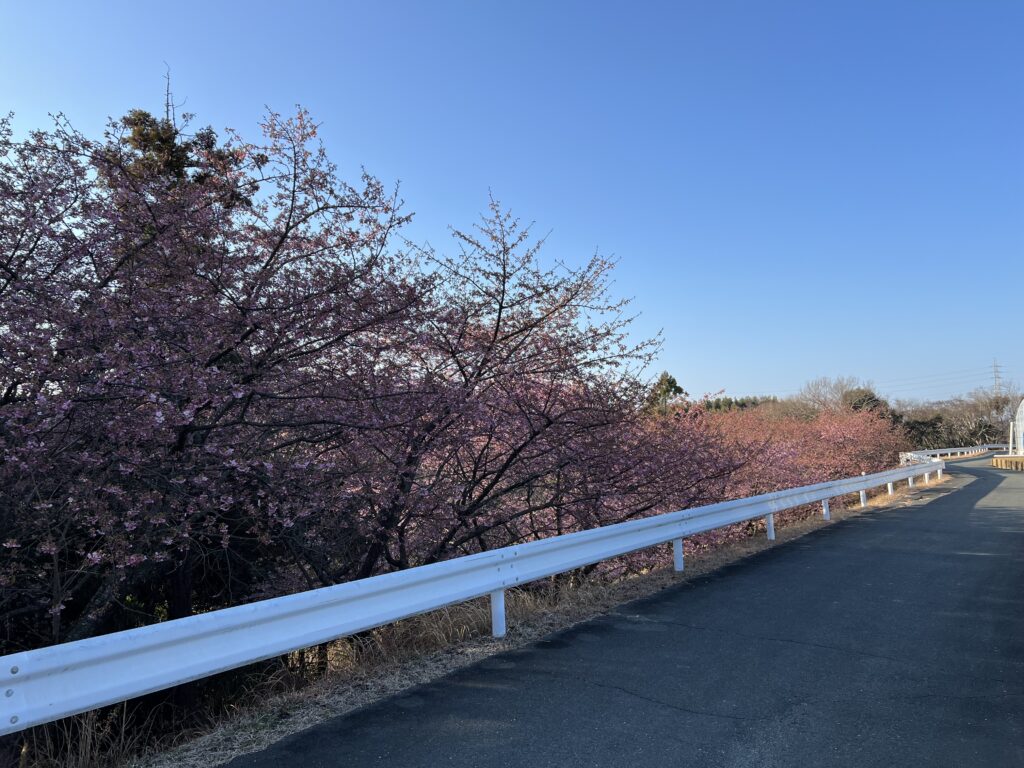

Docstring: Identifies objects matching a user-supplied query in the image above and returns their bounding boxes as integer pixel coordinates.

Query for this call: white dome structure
[1011,399,1024,456]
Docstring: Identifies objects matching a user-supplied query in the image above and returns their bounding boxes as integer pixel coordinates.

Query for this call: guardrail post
[490,590,506,638]
[924,472,930,484]
[937,468,943,480]
[887,481,894,495]
[672,538,684,572]
[908,476,915,488]
[822,499,830,520]
[859,489,867,508]
[765,513,776,540]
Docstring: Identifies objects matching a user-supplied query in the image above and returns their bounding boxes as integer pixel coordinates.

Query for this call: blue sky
[3,1,1022,402]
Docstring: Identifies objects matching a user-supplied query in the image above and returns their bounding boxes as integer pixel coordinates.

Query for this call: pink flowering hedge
[689,406,911,551]
[592,405,910,575]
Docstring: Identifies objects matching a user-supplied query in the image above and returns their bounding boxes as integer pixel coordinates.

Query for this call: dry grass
[118,471,953,768]
[18,706,158,768]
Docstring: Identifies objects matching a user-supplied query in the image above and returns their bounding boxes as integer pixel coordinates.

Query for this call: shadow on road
[940,457,1005,511]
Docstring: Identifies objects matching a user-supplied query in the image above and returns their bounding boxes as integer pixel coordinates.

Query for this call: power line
[871,366,993,386]
[738,366,1022,402]
[880,375,996,393]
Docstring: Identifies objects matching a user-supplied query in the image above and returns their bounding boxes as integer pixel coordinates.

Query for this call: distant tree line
[642,373,776,414]
[704,395,778,412]
[796,377,1018,448]
[891,391,1019,448]
[662,373,1018,449]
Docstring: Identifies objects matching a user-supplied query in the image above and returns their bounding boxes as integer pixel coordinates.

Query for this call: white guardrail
[900,444,1006,463]
[0,445,1000,736]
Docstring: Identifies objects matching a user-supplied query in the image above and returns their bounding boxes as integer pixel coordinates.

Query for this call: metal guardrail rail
[0,445,997,736]
[901,444,1006,463]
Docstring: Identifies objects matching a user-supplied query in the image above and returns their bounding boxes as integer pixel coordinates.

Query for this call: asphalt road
[227,456,1024,767]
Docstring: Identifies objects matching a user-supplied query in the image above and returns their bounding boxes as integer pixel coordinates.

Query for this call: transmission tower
[993,358,1003,398]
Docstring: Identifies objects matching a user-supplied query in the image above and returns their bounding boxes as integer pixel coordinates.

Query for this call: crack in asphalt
[549,672,763,723]
[585,680,761,722]
[897,690,1024,702]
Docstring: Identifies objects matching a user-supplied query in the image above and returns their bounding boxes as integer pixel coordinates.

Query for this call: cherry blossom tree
[0,108,421,650]
[0,110,739,659]
[336,202,741,579]
[710,404,909,512]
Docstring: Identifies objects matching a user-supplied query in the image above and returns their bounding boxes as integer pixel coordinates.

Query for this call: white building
[1010,398,1024,455]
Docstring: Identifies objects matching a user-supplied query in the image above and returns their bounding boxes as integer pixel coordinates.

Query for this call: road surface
[227,455,1024,767]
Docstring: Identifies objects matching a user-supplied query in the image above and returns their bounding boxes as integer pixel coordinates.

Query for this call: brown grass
[19,706,158,768]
